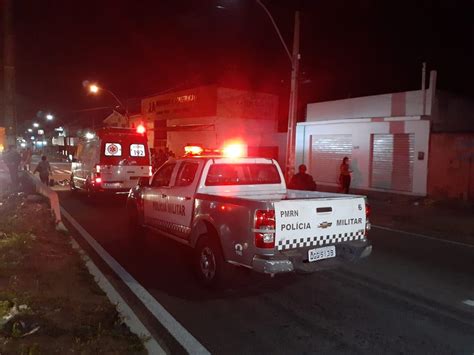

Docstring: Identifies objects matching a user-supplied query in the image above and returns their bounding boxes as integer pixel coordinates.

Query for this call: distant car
[70,126,152,198]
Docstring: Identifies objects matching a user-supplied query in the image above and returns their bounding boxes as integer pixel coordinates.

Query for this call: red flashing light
[95,177,102,184]
[222,143,246,158]
[365,203,371,218]
[184,145,204,156]
[254,210,275,249]
[136,124,146,134]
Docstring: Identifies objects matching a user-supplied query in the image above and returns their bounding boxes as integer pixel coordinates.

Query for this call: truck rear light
[365,203,371,217]
[95,176,102,184]
[255,210,275,248]
[95,164,101,173]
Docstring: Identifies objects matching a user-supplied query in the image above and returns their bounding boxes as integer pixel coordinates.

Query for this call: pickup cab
[127,152,372,286]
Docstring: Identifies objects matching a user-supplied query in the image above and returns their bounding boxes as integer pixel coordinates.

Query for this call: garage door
[371,134,414,192]
[310,134,352,184]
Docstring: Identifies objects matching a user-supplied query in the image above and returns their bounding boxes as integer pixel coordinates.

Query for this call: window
[104,143,122,156]
[205,164,281,186]
[130,144,146,157]
[152,163,176,187]
[175,162,199,187]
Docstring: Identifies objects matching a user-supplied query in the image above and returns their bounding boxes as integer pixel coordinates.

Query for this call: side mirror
[138,176,150,187]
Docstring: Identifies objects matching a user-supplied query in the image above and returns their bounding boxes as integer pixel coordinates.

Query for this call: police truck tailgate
[274,197,367,259]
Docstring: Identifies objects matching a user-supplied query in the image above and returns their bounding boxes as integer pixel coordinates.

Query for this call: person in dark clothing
[34,155,52,185]
[288,164,317,191]
[339,156,352,194]
[3,146,22,188]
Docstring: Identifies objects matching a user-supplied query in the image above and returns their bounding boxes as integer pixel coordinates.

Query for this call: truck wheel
[194,234,230,288]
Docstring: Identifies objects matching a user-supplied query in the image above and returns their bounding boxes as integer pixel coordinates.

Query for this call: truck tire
[194,233,231,288]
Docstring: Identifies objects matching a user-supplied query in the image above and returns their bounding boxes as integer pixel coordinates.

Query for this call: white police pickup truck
[127,145,372,286]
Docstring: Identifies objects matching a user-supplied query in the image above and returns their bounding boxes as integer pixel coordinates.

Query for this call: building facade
[140,85,286,164]
[297,71,474,199]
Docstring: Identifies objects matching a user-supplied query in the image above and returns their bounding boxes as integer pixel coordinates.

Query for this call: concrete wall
[216,87,278,123]
[431,91,474,133]
[306,89,433,122]
[165,115,286,164]
[428,133,474,200]
[296,118,430,195]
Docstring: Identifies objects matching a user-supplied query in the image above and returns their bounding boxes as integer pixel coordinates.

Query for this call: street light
[33,122,39,128]
[87,83,129,123]
[46,114,54,120]
[255,0,300,180]
[89,84,99,94]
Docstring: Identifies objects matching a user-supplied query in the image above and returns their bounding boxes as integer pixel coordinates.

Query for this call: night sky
[8,0,474,125]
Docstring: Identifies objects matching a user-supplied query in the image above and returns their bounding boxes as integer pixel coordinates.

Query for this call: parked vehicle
[71,127,152,197]
[127,144,372,286]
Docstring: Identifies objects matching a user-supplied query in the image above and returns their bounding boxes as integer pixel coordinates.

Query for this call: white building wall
[296,118,430,195]
[306,89,433,122]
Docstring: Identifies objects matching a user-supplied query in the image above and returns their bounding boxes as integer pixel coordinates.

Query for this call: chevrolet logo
[318,221,332,229]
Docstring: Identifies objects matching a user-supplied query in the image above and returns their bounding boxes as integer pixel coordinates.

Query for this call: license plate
[308,246,336,262]
[103,182,121,188]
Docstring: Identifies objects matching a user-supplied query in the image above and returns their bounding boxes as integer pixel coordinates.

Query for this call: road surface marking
[462,300,474,307]
[372,225,474,249]
[60,206,210,355]
[70,238,164,355]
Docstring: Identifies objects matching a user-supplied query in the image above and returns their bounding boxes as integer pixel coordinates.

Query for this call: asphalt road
[58,190,474,354]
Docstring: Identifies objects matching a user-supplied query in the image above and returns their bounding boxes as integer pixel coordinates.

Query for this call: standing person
[288,164,317,191]
[157,149,167,165]
[34,155,52,185]
[339,156,352,194]
[3,146,22,188]
[21,147,32,171]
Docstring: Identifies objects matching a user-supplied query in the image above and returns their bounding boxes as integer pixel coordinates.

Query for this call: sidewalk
[319,184,474,245]
[0,174,146,353]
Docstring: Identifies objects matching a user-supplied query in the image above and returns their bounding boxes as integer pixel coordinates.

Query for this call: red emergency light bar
[183,143,247,158]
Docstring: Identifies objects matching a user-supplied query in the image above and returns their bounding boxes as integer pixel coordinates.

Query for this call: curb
[23,172,164,353]
[24,172,67,233]
[69,238,164,354]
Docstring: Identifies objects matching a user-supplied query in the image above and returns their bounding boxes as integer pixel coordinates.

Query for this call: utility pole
[421,62,426,115]
[285,11,300,180]
[256,0,300,181]
[3,0,17,146]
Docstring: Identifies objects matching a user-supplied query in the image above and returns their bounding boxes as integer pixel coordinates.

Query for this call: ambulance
[70,126,152,197]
